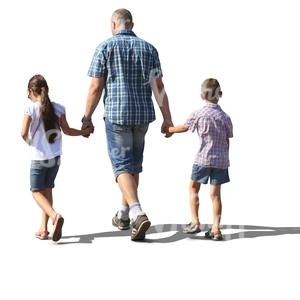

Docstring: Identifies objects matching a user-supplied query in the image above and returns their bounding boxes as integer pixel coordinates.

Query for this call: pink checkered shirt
[184,103,233,169]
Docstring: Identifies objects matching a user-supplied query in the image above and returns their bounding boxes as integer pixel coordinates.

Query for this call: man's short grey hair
[112,8,133,28]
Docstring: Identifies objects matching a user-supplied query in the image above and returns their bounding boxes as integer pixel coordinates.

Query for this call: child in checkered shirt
[167,78,233,241]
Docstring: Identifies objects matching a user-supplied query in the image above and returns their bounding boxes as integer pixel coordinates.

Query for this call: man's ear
[131,22,134,30]
[219,91,223,98]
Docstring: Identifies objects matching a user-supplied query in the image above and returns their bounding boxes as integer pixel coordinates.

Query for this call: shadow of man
[58,224,300,244]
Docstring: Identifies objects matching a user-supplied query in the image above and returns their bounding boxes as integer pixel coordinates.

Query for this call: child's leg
[189,180,201,226]
[32,188,57,223]
[39,190,50,232]
[30,156,62,240]
[42,188,54,227]
[210,184,222,233]
[33,188,63,241]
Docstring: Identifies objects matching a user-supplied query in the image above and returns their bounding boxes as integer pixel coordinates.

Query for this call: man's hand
[81,122,94,138]
[161,120,174,138]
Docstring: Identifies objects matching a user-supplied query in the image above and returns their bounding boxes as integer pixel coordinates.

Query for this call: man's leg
[115,173,150,240]
[118,173,139,218]
[106,120,150,239]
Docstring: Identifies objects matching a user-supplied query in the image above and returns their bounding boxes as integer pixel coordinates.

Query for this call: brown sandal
[51,214,64,242]
[205,228,223,241]
[183,222,201,234]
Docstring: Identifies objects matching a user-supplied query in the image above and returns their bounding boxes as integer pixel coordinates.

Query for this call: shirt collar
[205,103,220,108]
[115,30,136,37]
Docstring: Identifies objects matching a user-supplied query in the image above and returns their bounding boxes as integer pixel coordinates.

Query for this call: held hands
[81,122,94,138]
[161,119,174,138]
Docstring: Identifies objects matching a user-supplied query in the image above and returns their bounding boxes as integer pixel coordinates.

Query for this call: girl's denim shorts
[30,156,61,192]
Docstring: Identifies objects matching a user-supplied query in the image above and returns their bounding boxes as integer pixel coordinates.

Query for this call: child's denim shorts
[191,164,229,185]
[30,156,61,192]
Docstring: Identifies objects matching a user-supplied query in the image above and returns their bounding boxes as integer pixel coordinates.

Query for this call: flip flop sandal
[205,228,223,241]
[183,222,201,234]
[51,214,64,242]
[35,230,50,240]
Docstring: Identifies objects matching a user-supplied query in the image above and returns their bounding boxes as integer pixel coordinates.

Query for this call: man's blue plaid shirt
[88,30,163,125]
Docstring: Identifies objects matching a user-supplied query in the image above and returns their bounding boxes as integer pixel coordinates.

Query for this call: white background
[1,0,299,299]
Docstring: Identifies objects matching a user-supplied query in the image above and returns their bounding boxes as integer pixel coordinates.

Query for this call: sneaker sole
[131,220,151,241]
[112,218,130,230]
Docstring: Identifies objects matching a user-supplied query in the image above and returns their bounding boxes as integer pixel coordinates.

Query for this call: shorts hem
[115,171,141,181]
[30,185,54,192]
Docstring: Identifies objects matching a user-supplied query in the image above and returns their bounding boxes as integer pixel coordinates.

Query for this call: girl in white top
[21,74,94,242]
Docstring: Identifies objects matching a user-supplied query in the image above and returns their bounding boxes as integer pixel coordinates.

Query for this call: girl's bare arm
[60,114,94,137]
[21,114,32,144]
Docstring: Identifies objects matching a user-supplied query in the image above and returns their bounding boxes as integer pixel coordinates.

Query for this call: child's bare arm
[21,114,31,145]
[60,114,94,137]
[168,125,188,133]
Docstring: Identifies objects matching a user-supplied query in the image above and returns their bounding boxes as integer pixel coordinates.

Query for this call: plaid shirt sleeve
[88,43,108,78]
[225,116,233,138]
[184,111,198,132]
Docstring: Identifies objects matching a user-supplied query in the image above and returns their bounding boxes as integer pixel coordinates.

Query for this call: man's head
[111,8,134,35]
[201,78,222,102]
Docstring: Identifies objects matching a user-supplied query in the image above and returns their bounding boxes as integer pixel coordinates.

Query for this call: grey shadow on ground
[58,224,300,244]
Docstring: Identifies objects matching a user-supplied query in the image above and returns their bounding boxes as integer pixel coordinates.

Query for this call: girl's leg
[32,188,57,223]
[43,188,54,226]
[189,180,201,226]
[32,188,63,241]
[44,188,63,242]
[210,184,222,234]
[39,189,51,232]
[31,156,62,240]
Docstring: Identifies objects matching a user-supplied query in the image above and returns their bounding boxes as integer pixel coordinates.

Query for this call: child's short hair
[201,78,221,101]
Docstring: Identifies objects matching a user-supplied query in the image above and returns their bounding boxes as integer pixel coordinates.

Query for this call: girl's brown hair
[28,74,60,143]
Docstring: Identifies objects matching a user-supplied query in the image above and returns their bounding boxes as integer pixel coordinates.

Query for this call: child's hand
[82,123,94,138]
[164,131,173,138]
[164,125,174,138]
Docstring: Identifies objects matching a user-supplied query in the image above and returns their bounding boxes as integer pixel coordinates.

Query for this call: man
[81,8,173,241]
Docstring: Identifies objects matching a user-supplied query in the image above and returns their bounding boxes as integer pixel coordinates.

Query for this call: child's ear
[219,91,223,98]
[201,93,205,100]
